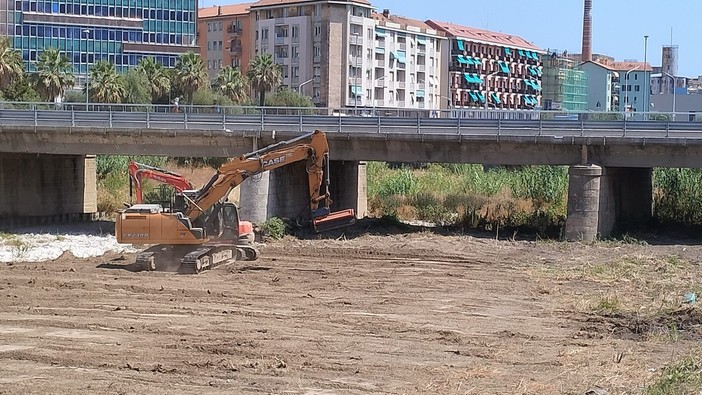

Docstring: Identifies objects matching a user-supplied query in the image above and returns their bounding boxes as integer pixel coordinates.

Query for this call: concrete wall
[651,94,702,116]
[581,62,613,111]
[0,153,97,221]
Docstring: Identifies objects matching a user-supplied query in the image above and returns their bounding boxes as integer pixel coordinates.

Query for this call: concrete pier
[239,160,368,225]
[565,165,603,242]
[566,165,652,241]
[0,154,97,230]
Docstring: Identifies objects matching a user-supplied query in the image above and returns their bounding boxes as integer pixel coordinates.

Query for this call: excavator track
[179,244,260,274]
[135,252,157,271]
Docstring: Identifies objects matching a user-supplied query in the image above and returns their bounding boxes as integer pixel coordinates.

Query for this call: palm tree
[0,36,24,91]
[174,51,208,104]
[135,57,171,103]
[33,47,75,102]
[86,60,124,103]
[247,54,281,106]
[215,66,248,104]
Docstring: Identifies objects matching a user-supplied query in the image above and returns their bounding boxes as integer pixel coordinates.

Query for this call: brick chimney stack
[581,0,592,61]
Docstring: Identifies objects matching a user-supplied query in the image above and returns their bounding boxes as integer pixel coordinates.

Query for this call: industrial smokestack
[581,0,592,62]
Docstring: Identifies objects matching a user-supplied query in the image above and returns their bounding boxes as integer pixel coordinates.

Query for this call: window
[314,45,321,57]
[262,28,269,39]
[635,85,640,92]
[292,26,299,37]
[292,46,299,58]
[314,25,321,36]
[207,23,211,32]
[208,41,211,50]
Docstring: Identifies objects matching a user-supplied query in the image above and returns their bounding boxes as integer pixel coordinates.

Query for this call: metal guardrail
[1,101,701,139]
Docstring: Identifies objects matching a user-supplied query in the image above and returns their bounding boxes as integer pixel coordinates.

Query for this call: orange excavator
[128,160,195,205]
[116,130,356,273]
[127,160,255,241]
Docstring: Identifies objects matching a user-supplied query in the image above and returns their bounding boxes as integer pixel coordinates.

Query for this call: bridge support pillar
[566,165,652,241]
[239,160,368,225]
[0,154,97,230]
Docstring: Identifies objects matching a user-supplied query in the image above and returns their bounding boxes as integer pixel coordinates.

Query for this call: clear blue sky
[200,0,699,77]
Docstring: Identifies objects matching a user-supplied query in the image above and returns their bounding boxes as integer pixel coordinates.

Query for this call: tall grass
[96,155,168,212]
[654,168,702,224]
[367,162,568,236]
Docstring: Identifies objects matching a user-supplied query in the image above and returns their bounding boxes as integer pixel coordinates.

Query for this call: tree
[0,36,24,92]
[247,54,281,107]
[33,47,75,102]
[135,57,171,103]
[174,51,208,104]
[265,88,313,108]
[86,60,124,103]
[122,69,151,104]
[215,66,248,104]
[1,74,41,102]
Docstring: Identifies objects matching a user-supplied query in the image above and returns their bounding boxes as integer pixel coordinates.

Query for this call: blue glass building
[1,0,198,80]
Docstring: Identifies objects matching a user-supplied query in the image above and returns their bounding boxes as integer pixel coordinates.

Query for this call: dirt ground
[1,228,702,394]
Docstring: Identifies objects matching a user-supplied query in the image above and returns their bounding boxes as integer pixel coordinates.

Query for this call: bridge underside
[0,153,97,230]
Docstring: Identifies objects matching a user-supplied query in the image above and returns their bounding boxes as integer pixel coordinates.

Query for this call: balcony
[376,79,386,88]
[397,100,406,107]
[227,26,241,35]
[274,55,287,64]
[314,76,321,84]
[313,56,321,63]
[292,56,299,64]
[375,59,385,68]
[350,35,363,45]
[375,100,385,107]
[275,36,288,45]
[409,83,415,90]
[397,42,407,50]
[350,15,364,24]
[275,17,286,25]
[418,102,426,109]
[292,35,299,43]
[261,39,269,46]
[417,45,426,54]
[376,40,385,48]
[348,56,362,67]
[397,81,406,89]
[417,64,426,72]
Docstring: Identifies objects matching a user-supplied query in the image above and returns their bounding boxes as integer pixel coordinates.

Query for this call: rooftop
[199,3,254,18]
[250,0,371,8]
[372,11,437,33]
[582,60,653,72]
[426,20,542,51]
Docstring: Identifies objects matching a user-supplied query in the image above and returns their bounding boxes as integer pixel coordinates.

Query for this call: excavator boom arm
[128,161,195,204]
[187,130,331,221]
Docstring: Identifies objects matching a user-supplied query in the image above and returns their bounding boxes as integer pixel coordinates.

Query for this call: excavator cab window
[221,202,241,237]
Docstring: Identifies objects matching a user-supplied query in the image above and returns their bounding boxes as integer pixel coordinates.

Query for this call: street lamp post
[297,77,314,95]
[82,29,91,109]
[484,71,500,111]
[662,71,677,121]
[644,35,649,118]
[624,65,641,115]
[440,95,453,117]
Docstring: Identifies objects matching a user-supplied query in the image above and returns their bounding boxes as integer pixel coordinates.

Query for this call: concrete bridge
[3,104,702,240]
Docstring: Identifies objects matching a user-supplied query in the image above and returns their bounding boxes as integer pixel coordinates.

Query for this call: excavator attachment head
[312,209,356,233]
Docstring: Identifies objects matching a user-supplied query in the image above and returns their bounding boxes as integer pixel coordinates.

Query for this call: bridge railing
[1,101,700,138]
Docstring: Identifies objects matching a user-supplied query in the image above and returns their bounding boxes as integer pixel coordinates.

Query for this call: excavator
[128,160,195,205]
[116,130,356,273]
[127,160,255,241]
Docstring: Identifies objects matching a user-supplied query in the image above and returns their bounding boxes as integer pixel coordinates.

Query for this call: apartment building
[198,3,253,79]
[3,0,197,81]
[250,0,374,107]
[582,60,652,112]
[371,10,446,112]
[427,20,544,110]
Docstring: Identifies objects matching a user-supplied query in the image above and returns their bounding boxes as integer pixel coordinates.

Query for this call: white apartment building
[370,10,446,112]
[250,0,375,108]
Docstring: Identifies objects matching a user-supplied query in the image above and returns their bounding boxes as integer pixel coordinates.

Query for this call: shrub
[261,217,287,239]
